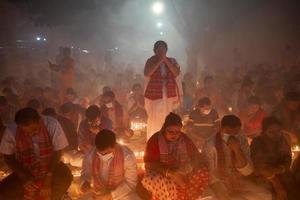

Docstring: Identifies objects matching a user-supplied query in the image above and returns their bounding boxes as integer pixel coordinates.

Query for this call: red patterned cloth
[15,120,53,200]
[92,145,125,191]
[144,132,200,169]
[144,168,209,200]
[145,56,177,100]
[158,132,190,167]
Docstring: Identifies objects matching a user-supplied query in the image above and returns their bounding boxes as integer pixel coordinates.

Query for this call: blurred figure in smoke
[0,96,15,125]
[251,117,300,200]
[272,92,300,144]
[91,86,112,106]
[281,45,298,70]
[195,76,226,114]
[78,105,112,153]
[0,117,6,143]
[64,88,79,104]
[187,97,219,149]
[237,77,255,112]
[27,98,42,114]
[42,87,60,109]
[101,91,132,139]
[2,87,20,109]
[180,82,193,114]
[183,72,196,103]
[144,41,182,139]
[50,47,75,102]
[239,96,266,142]
[202,115,272,200]
[58,103,78,151]
[127,83,147,123]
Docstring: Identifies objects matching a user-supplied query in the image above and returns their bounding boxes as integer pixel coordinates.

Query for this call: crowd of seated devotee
[0,43,300,200]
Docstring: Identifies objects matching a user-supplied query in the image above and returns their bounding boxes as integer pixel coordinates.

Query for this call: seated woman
[142,112,209,200]
[251,117,300,200]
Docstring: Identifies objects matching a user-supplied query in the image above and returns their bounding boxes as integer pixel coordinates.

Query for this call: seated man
[80,129,140,200]
[78,105,112,153]
[272,92,300,144]
[251,117,299,200]
[202,115,272,200]
[0,108,73,200]
[127,83,148,123]
[101,91,132,139]
[58,102,78,151]
[0,96,16,125]
[142,112,209,200]
[239,96,266,142]
[187,97,220,148]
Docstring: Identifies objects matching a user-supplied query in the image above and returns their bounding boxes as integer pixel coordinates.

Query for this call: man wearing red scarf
[0,108,73,200]
[80,129,140,200]
[144,41,182,140]
[202,115,271,200]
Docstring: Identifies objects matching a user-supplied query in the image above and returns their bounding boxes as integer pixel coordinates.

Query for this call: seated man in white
[202,115,272,200]
[80,129,140,200]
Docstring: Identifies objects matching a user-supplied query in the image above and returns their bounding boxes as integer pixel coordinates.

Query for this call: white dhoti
[144,71,183,140]
[145,91,177,140]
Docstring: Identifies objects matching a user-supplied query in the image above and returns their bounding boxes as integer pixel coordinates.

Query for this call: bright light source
[156,22,163,28]
[36,37,41,41]
[159,31,164,36]
[43,38,47,41]
[152,2,164,15]
[82,50,89,53]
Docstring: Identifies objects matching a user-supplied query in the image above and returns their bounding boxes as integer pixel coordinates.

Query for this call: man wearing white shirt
[202,115,271,200]
[80,129,140,200]
[0,108,73,200]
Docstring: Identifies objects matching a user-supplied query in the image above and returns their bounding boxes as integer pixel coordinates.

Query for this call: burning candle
[118,139,125,145]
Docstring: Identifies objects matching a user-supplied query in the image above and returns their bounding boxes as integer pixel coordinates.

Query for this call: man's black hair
[102,91,115,99]
[153,40,168,52]
[221,115,241,128]
[15,107,40,125]
[95,129,116,151]
[86,105,101,121]
[198,97,211,107]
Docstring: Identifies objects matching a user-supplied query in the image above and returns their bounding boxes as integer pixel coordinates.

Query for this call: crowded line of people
[0,40,299,199]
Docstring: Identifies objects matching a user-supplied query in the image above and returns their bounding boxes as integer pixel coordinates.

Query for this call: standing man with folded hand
[144,40,182,140]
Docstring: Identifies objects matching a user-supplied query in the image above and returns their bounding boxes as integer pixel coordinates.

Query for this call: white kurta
[80,146,140,200]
